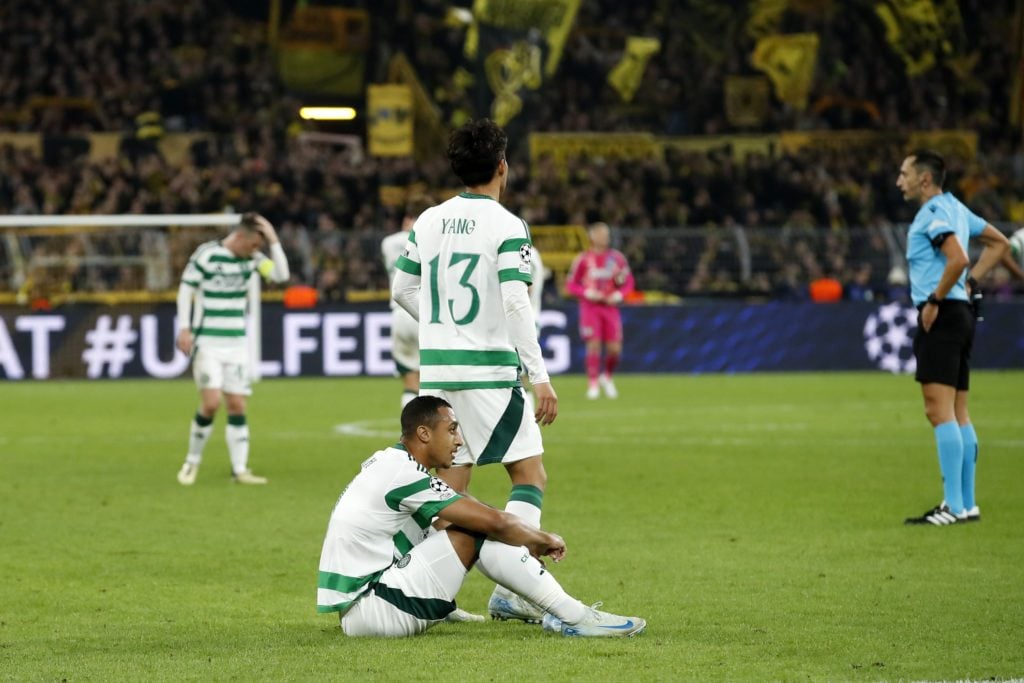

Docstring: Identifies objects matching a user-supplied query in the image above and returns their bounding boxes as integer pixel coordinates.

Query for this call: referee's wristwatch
[926,293,942,306]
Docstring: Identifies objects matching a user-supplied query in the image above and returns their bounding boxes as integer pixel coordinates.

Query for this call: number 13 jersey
[394,192,534,390]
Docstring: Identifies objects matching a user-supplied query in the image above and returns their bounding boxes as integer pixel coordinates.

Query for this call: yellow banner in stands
[874,0,942,76]
[367,85,414,157]
[751,33,819,110]
[607,37,661,103]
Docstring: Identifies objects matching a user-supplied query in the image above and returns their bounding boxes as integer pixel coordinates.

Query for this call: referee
[897,149,1010,526]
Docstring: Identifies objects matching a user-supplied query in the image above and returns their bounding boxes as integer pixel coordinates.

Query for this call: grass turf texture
[1,372,1022,681]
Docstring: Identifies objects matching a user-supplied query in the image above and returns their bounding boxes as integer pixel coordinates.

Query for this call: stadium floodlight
[299,106,357,121]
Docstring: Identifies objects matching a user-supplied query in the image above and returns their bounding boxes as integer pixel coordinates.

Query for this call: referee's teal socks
[934,421,964,514]
[960,423,979,510]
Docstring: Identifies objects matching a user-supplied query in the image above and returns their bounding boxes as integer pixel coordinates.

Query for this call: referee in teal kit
[896,149,1010,526]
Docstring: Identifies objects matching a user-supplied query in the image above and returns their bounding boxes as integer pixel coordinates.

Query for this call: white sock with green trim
[505,484,543,527]
[226,414,250,474]
[186,412,214,465]
[477,541,587,624]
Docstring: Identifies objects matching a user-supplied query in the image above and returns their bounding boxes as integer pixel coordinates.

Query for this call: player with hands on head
[175,212,290,486]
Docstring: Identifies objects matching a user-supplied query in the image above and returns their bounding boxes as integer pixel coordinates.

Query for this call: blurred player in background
[382,196,433,409]
[174,213,290,486]
[316,396,646,638]
[392,119,559,622]
[566,222,634,399]
[896,150,1009,525]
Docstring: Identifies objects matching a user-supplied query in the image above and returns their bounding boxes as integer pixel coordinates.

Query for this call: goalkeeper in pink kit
[566,222,634,399]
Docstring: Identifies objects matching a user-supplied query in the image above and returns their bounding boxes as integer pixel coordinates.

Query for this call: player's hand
[528,531,566,563]
[921,302,938,332]
[532,382,558,426]
[176,329,194,355]
[249,213,279,244]
[606,290,623,305]
[584,288,602,302]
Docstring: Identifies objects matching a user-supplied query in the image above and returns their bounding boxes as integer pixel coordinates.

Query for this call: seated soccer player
[316,396,646,638]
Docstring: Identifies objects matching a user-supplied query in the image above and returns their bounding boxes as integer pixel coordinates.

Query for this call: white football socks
[226,415,250,474]
[477,541,587,624]
[186,413,213,465]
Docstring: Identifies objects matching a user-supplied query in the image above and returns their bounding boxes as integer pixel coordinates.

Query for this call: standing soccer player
[175,213,290,486]
[391,119,558,622]
[896,150,1009,525]
[566,222,634,399]
[382,197,432,409]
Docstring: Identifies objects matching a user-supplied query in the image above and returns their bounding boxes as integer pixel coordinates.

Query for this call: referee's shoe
[905,503,968,526]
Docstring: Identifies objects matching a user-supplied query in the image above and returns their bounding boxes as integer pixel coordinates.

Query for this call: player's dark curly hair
[909,148,946,188]
[238,212,261,233]
[447,119,507,187]
[401,396,454,438]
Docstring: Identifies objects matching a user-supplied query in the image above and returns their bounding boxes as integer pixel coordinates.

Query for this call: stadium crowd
[1,0,1022,302]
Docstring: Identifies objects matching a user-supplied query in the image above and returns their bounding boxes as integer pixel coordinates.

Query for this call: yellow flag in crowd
[874,0,943,76]
[367,84,413,157]
[607,37,661,103]
[751,33,819,110]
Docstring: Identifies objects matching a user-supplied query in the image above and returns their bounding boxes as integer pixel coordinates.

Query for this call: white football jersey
[317,444,462,614]
[394,192,534,390]
[180,240,269,347]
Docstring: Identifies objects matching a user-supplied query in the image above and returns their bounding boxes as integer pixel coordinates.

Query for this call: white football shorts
[341,532,465,637]
[420,386,544,467]
[390,309,420,374]
[191,344,251,396]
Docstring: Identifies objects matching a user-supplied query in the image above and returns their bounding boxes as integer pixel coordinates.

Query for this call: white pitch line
[333,420,398,439]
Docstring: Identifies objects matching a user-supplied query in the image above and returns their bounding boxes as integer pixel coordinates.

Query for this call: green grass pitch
[1,372,1022,681]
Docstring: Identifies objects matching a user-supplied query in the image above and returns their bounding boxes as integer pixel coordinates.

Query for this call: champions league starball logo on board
[863,303,917,374]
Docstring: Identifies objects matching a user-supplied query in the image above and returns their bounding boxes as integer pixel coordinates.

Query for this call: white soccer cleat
[487,586,545,624]
[599,374,618,399]
[545,602,646,638]
[232,470,268,485]
[586,383,600,400]
[445,607,485,623]
[177,462,198,486]
[965,505,981,522]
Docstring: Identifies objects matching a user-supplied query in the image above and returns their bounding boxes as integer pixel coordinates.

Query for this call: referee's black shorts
[913,300,976,390]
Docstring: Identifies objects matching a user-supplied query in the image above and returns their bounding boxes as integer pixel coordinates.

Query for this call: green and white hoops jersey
[394,192,534,390]
[180,240,269,346]
[317,444,462,613]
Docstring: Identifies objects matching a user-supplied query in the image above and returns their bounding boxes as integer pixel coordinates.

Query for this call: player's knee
[445,528,484,569]
[225,394,247,414]
[506,457,547,489]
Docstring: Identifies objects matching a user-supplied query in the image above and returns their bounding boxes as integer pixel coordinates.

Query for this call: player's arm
[501,280,557,425]
[176,255,202,355]
[921,233,969,332]
[968,224,1011,283]
[606,252,635,305]
[250,214,290,283]
[564,253,591,300]
[392,267,421,321]
[437,496,566,562]
[391,230,422,320]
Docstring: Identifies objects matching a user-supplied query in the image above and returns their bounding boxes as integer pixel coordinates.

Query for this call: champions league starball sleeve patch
[429,476,456,499]
[518,243,532,273]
